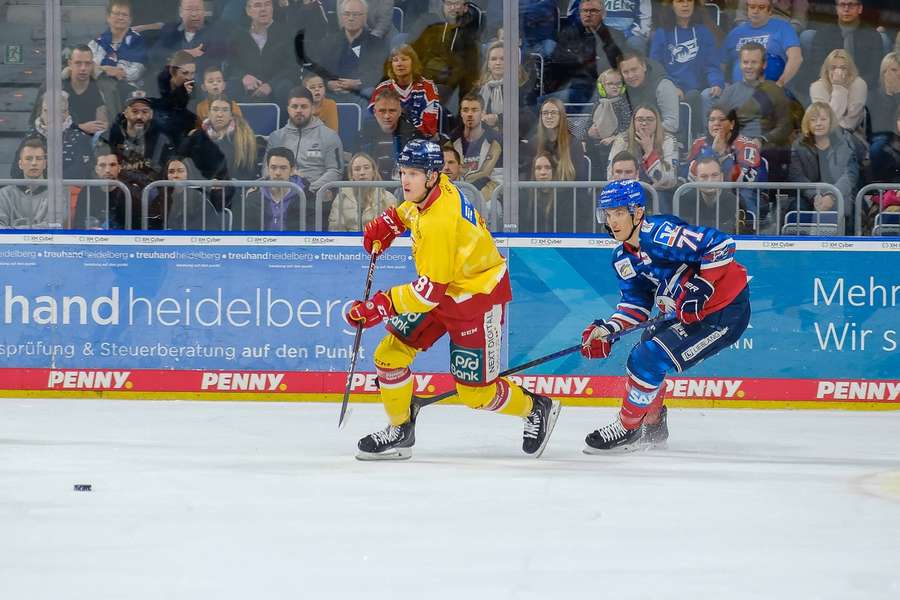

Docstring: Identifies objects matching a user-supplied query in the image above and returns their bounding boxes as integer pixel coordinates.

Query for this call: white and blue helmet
[596,179,646,224]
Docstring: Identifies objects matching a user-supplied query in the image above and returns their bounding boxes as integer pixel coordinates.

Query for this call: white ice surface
[1,399,899,600]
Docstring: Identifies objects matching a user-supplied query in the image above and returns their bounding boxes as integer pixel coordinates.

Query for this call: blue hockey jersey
[607,215,748,329]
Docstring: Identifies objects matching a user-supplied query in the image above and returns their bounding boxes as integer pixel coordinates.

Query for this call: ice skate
[584,417,644,453]
[522,391,561,458]
[642,406,668,448]
[356,404,418,461]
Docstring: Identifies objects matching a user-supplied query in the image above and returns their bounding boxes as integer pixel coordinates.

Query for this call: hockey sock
[620,374,662,429]
[457,378,533,417]
[378,366,415,426]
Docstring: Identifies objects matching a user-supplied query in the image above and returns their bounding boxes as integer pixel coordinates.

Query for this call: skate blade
[355,447,413,461]
[531,400,561,459]
[582,441,643,455]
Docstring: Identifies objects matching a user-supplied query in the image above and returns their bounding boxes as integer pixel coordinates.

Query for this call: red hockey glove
[676,274,715,324]
[581,320,618,359]
[363,207,406,255]
[344,291,396,329]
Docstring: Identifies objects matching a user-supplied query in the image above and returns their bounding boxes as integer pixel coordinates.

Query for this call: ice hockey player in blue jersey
[580,179,751,452]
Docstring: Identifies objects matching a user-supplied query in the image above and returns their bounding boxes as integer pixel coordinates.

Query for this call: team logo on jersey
[641,220,653,233]
[736,34,770,51]
[669,37,699,65]
[653,222,682,247]
[614,257,637,279]
[387,312,427,338]
[449,345,483,383]
[458,189,477,226]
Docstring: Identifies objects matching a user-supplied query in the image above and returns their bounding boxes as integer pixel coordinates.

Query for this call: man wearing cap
[101,90,175,225]
[105,90,176,181]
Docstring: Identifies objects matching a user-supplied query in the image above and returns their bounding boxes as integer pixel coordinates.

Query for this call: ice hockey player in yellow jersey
[344,140,561,460]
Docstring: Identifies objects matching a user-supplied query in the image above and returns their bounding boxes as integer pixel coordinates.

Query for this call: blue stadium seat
[392,6,404,32]
[781,211,840,235]
[237,103,281,137]
[676,102,693,149]
[336,102,363,153]
[873,212,900,236]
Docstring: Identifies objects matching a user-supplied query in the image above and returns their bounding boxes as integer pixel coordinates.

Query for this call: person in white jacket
[809,49,868,137]
[328,152,398,231]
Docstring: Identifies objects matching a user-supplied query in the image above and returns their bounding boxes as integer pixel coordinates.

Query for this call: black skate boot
[522,391,561,458]
[641,406,668,448]
[584,417,644,453]
[356,404,418,461]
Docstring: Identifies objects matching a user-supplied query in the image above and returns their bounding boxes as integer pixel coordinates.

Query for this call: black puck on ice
[73,484,92,492]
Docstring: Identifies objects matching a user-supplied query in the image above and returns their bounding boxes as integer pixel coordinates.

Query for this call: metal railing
[491,181,660,234]
[855,184,900,236]
[315,180,495,231]
[141,180,308,231]
[673,182,846,235]
[0,178,130,229]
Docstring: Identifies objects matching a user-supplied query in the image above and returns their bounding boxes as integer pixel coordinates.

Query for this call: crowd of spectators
[2,0,900,235]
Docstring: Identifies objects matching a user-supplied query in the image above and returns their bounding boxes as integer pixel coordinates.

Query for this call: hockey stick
[338,243,381,429]
[411,313,674,409]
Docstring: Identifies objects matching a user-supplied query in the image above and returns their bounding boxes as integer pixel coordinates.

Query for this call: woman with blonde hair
[531,97,587,181]
[869,52,900,147]
[368,45,441,138]
[329,152,398,231]
[180,97,265,182]
[607,105,677,193]
[476,41,532,130]
[809,49,867,134]
[789,101,862,216]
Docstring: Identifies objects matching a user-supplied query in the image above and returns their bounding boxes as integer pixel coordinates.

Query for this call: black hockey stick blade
[338,247,380,429]
[411,313,674,409]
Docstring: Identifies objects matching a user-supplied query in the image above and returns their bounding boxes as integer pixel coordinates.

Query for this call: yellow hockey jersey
[389,175,509,318]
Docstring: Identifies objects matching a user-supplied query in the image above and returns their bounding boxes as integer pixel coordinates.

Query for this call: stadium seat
[336,102,362,153]
[564,102,592,141]
[678,102,692,150]
[237,102,280,137]
[0,111,32,134]
[872,212,900,236]
[705,2,721,26]
[392,6,404,33]
[527,52,545,97]
[781,210,840,236]
[0,88,39,112]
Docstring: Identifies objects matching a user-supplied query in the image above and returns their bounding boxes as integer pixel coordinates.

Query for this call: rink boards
[0,232,897,409]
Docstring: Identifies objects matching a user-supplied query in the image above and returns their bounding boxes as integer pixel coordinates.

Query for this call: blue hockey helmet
[397,139,444,174]
[596,179,646,224]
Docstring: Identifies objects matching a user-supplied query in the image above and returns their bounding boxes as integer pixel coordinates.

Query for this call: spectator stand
[856,184,900,236]
[141,180,308,231]
[0,178,131,229]
[315,180,492,231]
[489,180,661,234]
[0,23,48,163]
[237,103,281,138]
[673,181,847,236]
[336,102,363,153]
